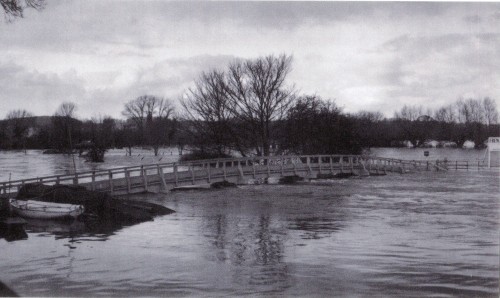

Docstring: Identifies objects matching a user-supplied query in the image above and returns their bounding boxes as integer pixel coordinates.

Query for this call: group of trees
[1,54,499,160]
[182,54,295,157]
[355,97,499,149]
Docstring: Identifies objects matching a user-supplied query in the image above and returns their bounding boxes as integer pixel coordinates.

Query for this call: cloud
[0,62,86,118]
[0,1,499,119]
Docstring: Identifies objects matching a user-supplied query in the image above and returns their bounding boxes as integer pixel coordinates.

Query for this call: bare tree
[55,102,76,118]
[394,105,423,121]
[123,95,175,155]
[482,97,498,126]
[6,109,33,151]
[355,110,384,122]
[181,70,239,156]
[434,105,456,123]
[225,54,296,156]
[456,98,484,124]
[52,102,77,153]
[1,0,44,20]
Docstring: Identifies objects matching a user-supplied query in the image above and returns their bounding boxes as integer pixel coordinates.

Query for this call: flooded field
[0,148,498,296]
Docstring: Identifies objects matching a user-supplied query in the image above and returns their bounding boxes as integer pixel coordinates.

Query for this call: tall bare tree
[434,105,456,123]
[482,97,498,126]
[123,95,175,155]
[52,102,78,153]
[181,70,239,156]
[225,54,296,156]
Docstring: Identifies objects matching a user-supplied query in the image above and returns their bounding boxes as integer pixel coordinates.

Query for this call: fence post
[158,165,167,191]
[109,170,114,195]
[142,166,148,192]
[125,169,130,193]
[281,157,284,176]
[91,171,96,191]
[252,160,256,178]
[223,161,227,180]
[267,158,271,177]
[207,163,211,183]
[174,164,178,186]
[190,165,195,185]
[73,173,78,185]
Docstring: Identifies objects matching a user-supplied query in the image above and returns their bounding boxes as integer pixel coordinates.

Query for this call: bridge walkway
[0,155,446,197]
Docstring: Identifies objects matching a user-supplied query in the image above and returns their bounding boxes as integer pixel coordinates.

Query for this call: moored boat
[9,199,84,220]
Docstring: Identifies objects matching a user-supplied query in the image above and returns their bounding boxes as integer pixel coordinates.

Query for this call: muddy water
[0,170,498,297]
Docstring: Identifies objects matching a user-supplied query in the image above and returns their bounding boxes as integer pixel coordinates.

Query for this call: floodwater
[0,148,180,182]
[0,149,499,297]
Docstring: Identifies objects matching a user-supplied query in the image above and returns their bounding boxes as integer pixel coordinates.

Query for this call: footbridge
[0,155,445,196]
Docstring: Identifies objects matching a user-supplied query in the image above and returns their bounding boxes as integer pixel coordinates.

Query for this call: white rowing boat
[9,199,84,220]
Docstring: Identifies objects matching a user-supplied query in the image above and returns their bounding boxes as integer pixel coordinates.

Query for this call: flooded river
[0,149,498,296]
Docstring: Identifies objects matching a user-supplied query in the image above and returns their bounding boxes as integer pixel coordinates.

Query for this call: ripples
[0,171,498,297]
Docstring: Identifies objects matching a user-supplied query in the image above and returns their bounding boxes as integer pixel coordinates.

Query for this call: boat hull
[9,199,84,220]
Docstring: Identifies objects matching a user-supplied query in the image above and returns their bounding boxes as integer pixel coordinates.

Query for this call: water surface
[1,170,498,297]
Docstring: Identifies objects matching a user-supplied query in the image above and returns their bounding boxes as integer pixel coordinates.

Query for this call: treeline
[1,54,498,159]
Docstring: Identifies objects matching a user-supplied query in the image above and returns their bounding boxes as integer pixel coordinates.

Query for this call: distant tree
[394,105,426,147]
[456,98,488,147]
[1,0,44,20]
[482,97,498,126]
[225,54,297,156]
[282,95,360,155]
[181,70,240,156]
[353,110,385,148]
[123,95,175,156]
[434,105,456,123]
[5,109,33,151]
[52,102,78,152]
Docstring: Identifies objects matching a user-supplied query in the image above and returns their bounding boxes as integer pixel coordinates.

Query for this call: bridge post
[125,169,131,193]
[142,166,149,192]
[157,165,167,191]
[90,171,95,191]
[223,161,227,180]
[207,163,211,183]
[238,163,245,181]
[280,157,284,176]
[329,156,333,173]
[252,160,256,178]
[109,170,114,195]
[267,158,271,177]
[190,165,195,185]
[340,157,344,173]
[307,157,312,175]
[174,164,178,186]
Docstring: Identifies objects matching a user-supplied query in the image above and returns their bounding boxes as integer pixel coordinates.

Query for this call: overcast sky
[0,1,499,120]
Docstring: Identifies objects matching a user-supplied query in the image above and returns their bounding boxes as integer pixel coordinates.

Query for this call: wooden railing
[0,154,464,196]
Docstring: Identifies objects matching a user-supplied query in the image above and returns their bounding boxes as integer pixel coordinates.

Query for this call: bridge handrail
[1,154,460,194]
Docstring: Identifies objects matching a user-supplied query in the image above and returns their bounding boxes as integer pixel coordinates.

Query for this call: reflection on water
[0,171,498,297]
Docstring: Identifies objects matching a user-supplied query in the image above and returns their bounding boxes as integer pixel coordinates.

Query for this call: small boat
[9,199,84,220]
